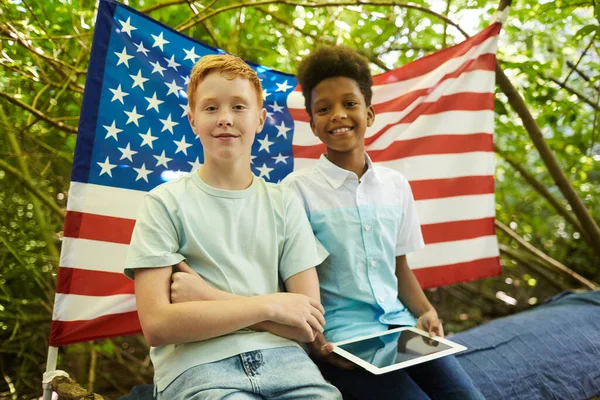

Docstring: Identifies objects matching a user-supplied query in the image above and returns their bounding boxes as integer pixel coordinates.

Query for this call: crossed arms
[135,263,325,347]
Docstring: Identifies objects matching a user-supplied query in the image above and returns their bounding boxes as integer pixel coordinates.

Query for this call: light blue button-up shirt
[284,154,425,343]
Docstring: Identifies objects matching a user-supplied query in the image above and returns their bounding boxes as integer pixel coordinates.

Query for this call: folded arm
[170,261,324,342]
[135,265,324,346]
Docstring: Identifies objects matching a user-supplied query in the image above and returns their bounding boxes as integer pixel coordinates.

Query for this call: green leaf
[573,24,599,41]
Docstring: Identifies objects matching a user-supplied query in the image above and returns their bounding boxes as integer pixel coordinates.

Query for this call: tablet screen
[337,330,453,368]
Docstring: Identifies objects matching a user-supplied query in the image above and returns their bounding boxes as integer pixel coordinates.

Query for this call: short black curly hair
[296,45,373,117]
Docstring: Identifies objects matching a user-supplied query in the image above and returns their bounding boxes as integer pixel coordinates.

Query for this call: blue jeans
[315,355,484,400]
[157,346,342,399]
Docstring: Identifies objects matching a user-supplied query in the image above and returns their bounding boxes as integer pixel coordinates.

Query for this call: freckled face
[188,72,266,162]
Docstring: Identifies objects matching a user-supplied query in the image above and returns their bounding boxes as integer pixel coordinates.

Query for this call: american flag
[50,0,502,347]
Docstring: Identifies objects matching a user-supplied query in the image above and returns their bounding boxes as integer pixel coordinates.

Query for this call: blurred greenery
[0,0,599,398]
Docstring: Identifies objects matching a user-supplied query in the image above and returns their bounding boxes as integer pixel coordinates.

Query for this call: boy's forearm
[136,267,271,346]
[172,265,318,340]
[284,268,321,302]
[395,255,435,317]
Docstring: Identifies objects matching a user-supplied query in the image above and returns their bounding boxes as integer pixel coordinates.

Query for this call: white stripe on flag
[68,182,146,219]
[52,293,137,321]
[294,152,495,181]
[287,35,499,110]
[415,194,496,225]
[292,110,496,147]
[407,235,500,269]
[60,237,130,272]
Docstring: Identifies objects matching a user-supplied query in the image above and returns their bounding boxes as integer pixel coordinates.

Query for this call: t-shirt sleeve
[124,193,185,279]
[395,175,425,256]
[279,188,329,282]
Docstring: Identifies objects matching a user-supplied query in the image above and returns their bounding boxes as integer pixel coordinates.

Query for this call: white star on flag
[262,89,271,100]
[256,163,274,179]
[149,60,166,76]
[182,75,190,85]
[153,150,172,168]
[145,92,164,112]
[109,84,129,104]
[250,154,257,164]
[268,101,284,113]
[160,114,179,133]
[134,41,150,56]
[103,121,123,140]
[258,135,274,153]
[139,128,158,148]
[118,143,138,162]
[272,153,289,164]
[174,135,193,155]
[151,32,169,51]
[275,121,291,139]
[183,47,201,63]
[118,17,137,37]
[134,163,153,182]
[114,47,133,67]
[124,106,143,126]
[165,79,183,97]
[130,70,149,90]
[97,156,117,177]
[179,103,190,118]
[275,80,293,92]
[188,157,202,171]
[163,55,181,71]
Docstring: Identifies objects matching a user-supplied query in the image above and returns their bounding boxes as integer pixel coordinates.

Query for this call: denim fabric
[316,355,484,400]
[453,290,600,400]
[157,346,342,400]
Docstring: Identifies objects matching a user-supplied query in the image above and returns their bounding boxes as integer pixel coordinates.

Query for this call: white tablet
[332,327,467,375]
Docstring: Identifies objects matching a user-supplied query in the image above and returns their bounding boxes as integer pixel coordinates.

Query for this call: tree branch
[566,61,600,93]
[496,220,598,290]
[496,62,600,256]
[545,74,600,111]
[562,32,595,86]
[498,244,571,291]
[141,0,188,13]
[0,158,65,219]
[494,145,588,241]
[0,91,78,134]
[176,1,468,37]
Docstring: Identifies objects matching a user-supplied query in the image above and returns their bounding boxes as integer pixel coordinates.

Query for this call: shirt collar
[315,153,382,189]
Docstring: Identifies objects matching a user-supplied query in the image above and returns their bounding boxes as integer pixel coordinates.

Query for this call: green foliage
[0,0,598,398]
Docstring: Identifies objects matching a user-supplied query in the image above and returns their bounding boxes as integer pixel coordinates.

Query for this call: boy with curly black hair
[283,45,484,400]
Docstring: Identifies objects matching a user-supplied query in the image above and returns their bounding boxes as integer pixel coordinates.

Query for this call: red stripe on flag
[409,175,495,201]
[49,311,142,347]
[372,133,493,160]
[56,267,134,296]
[414,256,501,289]
[290,53,497,123]
[64,211,135,244]
[293,133,493,160]
[292,24,501,92]
[421,217,496,244]
[396,93,494,124]
[373,24,501,85]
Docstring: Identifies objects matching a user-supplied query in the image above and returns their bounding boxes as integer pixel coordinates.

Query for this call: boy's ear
[187,112,196,134]
[256,107,267,134]
[367,105,375,127]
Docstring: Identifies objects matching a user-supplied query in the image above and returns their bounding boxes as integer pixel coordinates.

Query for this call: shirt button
[370,260,376,267]
[364,225,371,231]
[378,296,385,302]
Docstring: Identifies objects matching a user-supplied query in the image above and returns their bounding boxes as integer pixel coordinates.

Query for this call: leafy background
[0,0,598,398]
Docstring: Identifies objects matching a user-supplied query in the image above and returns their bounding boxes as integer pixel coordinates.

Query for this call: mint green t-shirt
[125,172,328,391]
